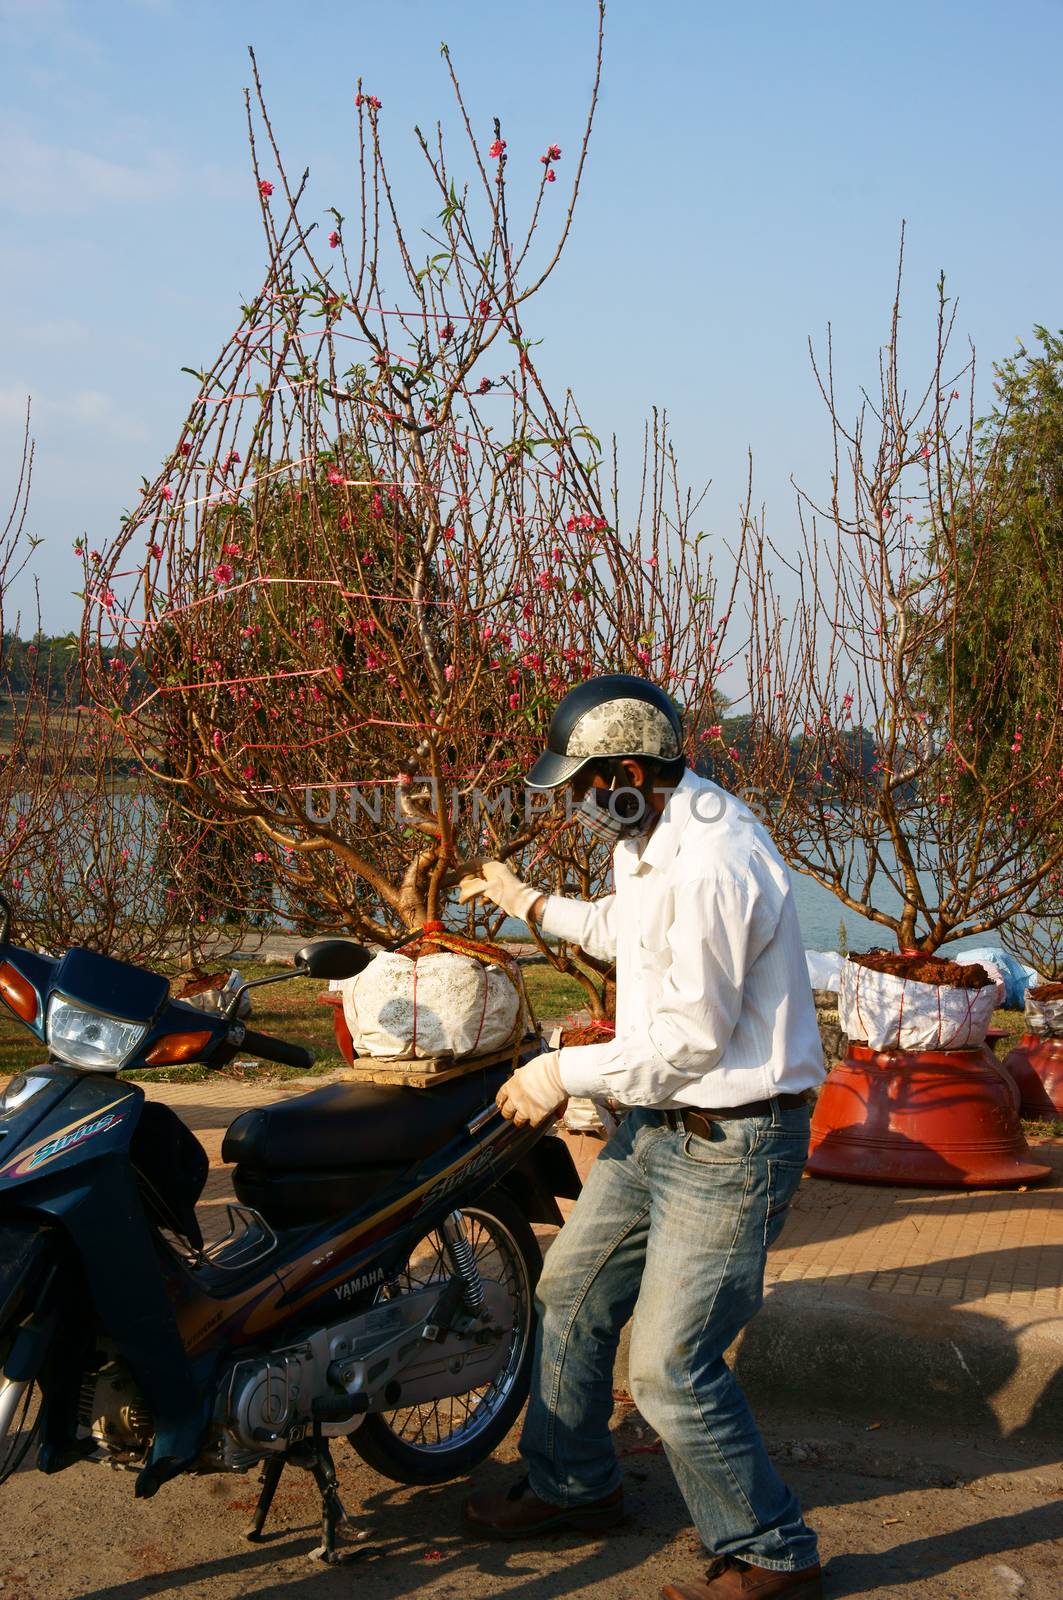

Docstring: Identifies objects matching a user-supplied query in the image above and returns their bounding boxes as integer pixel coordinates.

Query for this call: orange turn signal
[143,1029,214,1066]
[0,962,38,1025]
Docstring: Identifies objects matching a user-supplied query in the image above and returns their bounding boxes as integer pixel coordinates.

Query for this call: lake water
[13,789,1020,966]
[786,867,999,957]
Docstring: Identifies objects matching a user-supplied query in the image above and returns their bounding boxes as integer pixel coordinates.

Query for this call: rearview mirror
[295,940,372,981]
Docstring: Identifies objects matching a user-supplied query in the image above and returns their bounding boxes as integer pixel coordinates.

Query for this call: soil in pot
[849,949,993,989]
[561,1021,616,1048]
[1029,981,1063,1001]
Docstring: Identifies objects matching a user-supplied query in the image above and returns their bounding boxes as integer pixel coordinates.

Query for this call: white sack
[838,958,1004,1051]
[547,1025,614,1135]
[341,949,523,1061]
[1024,986,1063,1039]
[805,950,845,993]
[563,1096,607,1133]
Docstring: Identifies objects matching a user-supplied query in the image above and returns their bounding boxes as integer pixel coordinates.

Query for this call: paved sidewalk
[143,1077,304,1239]
[150,1079,1063,1441]
[728,1146,1063,1445]
[773,1155,1063,1312]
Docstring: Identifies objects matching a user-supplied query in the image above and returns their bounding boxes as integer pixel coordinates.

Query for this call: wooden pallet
[345,1034,542,1089]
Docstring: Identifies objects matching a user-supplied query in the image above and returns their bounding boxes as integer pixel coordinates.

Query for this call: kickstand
[299,1424,370,1565]
[240,1427,369,1562]
[245,1454,285,1543]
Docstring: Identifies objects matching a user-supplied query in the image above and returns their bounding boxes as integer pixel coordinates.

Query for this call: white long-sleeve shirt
[542,770,825,1108]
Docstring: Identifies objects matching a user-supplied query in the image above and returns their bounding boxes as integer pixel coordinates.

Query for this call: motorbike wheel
[0,1371,41,1486]
[350,1189,541,1485]
[0,1221,54,1487]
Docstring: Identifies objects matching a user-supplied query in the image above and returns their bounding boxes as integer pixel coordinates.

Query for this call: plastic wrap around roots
[839,951,1004,1051]
[1025,983,1063,1039]
[341,946,525,1062]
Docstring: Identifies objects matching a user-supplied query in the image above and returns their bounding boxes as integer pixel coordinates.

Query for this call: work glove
[496,1050,567,1127]
[458,859,542,922]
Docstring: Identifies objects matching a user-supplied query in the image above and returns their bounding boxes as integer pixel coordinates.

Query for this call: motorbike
[0,896,579,1562]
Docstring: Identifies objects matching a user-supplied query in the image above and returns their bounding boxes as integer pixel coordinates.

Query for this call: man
[459,675,825,1600]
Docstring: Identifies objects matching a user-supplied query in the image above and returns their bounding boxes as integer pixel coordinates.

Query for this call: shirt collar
[627,768,701,876]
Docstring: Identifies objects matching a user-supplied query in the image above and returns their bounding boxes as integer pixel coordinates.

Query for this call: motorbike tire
[350,1189,542,1485]
[0,1219,58,1485]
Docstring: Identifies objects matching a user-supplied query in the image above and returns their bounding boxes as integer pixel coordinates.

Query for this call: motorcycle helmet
[524,674,684,791]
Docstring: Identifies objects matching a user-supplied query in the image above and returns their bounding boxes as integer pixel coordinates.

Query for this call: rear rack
[202,1203,277,1271]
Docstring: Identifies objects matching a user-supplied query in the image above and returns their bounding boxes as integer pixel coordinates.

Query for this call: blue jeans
[520,1103,819,1573]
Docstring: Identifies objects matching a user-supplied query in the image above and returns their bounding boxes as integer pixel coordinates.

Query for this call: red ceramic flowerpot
[319,990,355,1065]
[1001,1035,1063,1119]
[807,1041,1051,1188]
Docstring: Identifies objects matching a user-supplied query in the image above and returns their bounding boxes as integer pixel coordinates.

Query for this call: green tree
[943,327,1063,780]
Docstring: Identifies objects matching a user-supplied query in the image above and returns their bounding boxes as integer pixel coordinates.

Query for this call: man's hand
[458,859,544,923]
[496,1051,566,1126]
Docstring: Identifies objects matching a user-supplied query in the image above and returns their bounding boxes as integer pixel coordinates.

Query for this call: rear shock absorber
[440,1210,485,1315]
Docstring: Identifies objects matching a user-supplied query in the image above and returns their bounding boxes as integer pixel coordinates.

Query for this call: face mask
[576,782,655,842]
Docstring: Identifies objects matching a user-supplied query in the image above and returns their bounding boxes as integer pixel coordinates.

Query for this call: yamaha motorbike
[0,896,579,1561]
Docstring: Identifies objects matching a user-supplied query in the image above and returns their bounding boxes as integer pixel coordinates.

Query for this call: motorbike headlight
[46,995,149,1071]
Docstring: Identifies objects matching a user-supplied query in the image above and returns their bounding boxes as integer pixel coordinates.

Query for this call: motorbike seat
[222,1063,512,1173]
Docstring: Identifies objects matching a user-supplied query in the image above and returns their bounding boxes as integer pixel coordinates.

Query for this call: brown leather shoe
[463,1475,624,1541]
[662,1554,823,1599]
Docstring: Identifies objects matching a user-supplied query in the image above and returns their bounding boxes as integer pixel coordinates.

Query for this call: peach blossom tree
[81,20,733,1014]
[719,252,1063,953]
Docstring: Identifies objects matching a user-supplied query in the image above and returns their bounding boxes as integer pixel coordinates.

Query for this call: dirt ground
[2,1401,1060,1600]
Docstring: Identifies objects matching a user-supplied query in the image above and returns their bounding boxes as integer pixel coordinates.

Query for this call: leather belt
[662,1092,808,1139]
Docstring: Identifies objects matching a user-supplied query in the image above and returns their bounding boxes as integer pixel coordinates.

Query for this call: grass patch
[1021,1118,1063,1140]
[522,963,596,1023]
[990,1008,1028,1042]
[0,1027,44,1079]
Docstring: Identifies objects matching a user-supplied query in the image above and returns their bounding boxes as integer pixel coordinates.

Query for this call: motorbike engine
[223,1293,431,1454]
[223,1279,511,1456]
[78,1362,153,1464]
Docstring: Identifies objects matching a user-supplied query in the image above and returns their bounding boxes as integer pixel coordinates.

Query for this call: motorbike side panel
[0,1215,55,1335]
[0,1072,142,1189]
[0,1073,210,1468]
[173,1113,548,1357]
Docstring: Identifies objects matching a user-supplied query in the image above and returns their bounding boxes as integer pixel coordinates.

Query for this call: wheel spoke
[364,1205,533,1457]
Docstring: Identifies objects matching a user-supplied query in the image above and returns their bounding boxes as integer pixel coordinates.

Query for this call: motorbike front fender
[0,1215,56,1340]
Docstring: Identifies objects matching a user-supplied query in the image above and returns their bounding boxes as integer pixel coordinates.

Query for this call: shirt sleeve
[538,892,617,961]
[556,862,781,1104]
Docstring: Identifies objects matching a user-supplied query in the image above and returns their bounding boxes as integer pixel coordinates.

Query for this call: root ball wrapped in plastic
[839,949,1004,1052]
[1025,981,1063,1039]
[339,926,531,1063]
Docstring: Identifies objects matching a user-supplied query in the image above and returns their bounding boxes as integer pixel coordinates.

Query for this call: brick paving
[142,1076,304,1239]
[147,1080,1063,1325]
[770,1157,1063,1320]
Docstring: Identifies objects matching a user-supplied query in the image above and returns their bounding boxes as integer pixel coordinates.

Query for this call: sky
[1,0,1061,635]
